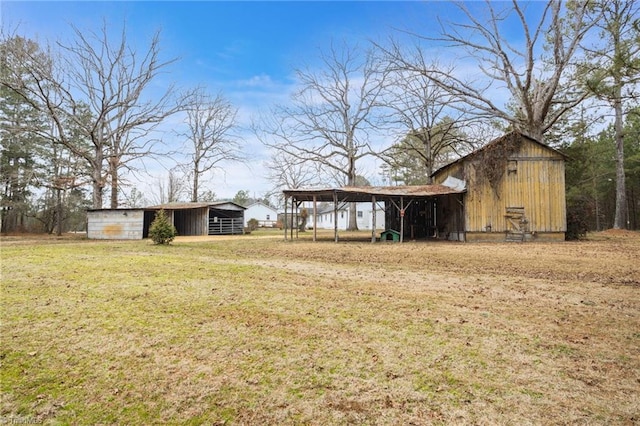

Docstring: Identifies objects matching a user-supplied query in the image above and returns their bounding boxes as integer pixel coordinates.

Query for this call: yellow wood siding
[434,135,566,237]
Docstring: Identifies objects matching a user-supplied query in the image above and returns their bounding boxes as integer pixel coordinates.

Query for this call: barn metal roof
[87,201,246,213]
[146,201,246,210]
[283,184,464,203]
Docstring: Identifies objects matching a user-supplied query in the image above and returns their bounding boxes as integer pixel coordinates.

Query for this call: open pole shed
[282,185,465,243]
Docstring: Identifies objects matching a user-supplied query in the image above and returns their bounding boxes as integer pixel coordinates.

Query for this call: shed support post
[313,195,317,242]
[290,197,295,240]
[433,199,437,238]
[333,191,338,243]
[284,196,288,240]
[371,195,376,243]
[400,197,404,243]
[295,200,299,240]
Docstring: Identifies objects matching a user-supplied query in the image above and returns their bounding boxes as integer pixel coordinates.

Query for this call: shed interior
[283,185,465,243]
[209,208,244,235]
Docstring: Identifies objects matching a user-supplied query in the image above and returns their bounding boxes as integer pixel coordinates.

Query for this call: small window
[341,212,344,218]
[507,160,518,174]
[266,214,270,220]
[357,211,363,218]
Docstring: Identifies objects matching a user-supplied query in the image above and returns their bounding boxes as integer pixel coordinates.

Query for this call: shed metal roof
[283,184,463,203]
[88,201,246,213]
[146,201,246,210]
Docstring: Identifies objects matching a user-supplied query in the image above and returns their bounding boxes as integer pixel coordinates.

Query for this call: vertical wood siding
[434,136,566,235]
[172,208,208,236]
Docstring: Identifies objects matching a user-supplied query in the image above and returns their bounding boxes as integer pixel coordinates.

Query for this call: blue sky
[2,1,441,97]
[4,1,447,201]
[1,1,548,203]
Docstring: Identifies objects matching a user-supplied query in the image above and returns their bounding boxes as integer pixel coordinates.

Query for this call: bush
[247,218,259,231]
[566,200,589,241]
[149,209,177,245]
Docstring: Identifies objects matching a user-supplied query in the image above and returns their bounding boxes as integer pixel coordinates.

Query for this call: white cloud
[236,74,276,88]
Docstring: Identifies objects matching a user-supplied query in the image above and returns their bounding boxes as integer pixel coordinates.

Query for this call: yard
[1,230,639,424]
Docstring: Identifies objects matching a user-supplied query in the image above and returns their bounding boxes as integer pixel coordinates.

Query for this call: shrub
[566,200,589,241]
[149,209,177,245]
[247,218,259,231]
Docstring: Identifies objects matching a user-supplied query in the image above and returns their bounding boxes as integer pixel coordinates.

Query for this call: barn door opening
[505,207,529,242]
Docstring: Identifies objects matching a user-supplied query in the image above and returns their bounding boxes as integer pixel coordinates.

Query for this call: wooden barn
[283,132,566,243]
[87,201,245,240]
[432,131,567,242]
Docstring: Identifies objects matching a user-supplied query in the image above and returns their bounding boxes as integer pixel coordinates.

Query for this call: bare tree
[121,187,147,208]
[381,0,598,144]
[381,64,480,183]
[580,0,639,229]
[262,151,325,207]
[64,23,184,208]
[260,43,387,230]
[1,22,181,209]
[265,151,324,190]
[178,89,241,202]
[151,168,186,205]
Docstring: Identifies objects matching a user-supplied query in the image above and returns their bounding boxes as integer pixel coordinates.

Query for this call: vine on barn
[471,133,522,197]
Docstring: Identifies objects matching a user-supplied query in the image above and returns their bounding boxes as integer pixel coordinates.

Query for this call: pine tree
[148,209,177,245]
[580,0,640,229]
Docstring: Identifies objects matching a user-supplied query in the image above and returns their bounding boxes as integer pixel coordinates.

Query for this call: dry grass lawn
[1,230,639,425]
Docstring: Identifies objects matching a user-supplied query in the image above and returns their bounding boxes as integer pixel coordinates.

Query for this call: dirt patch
[596,229,640,238]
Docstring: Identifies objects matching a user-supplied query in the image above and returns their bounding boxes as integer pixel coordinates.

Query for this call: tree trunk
[192,163,199,202]
[92,174,103,209]
[613,92,627,229]
[110,160,118,209]
[347,157,358,231]
[56,187,63,236]
[521,123,544,144]
[92,143,104,209]
[424,134,433,184]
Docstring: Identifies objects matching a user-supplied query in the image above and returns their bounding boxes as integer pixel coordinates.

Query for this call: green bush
[149,209,177,245]
[247,218,259,231]
[566,199,589,241]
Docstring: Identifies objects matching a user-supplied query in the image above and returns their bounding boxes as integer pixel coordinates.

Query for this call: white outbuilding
[244,202,279,227]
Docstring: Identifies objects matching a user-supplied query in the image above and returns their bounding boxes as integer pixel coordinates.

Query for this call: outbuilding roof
[146,201,246,210]
[283,184,464,203]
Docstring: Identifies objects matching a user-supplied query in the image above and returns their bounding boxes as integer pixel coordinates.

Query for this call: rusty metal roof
[283,184,464,202]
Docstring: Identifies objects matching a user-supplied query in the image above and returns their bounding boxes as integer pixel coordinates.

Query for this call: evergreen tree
[580,0,640,229]
[0,36,48,232]
[232,190,250,206]
[562,110,640,231]
[148,209,177,245]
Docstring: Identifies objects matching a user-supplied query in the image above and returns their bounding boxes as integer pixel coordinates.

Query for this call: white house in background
[244,202,279,227]
[308,202,386,231]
